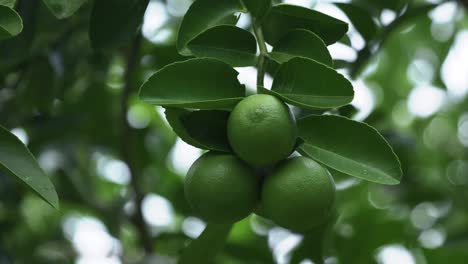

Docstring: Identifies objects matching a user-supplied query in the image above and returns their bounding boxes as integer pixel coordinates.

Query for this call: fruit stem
[253,20,268,91]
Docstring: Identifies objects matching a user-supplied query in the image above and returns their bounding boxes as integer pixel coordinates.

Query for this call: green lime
[227,94,297,166]
[184,152,260,223]
[260,157,335,232]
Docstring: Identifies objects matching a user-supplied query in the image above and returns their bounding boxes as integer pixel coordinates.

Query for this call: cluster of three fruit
[185,94,335,232]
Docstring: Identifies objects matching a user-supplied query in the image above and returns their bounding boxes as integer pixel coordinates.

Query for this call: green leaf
[338,104,358,118]
[264,57,353,109]
[19,58,57,113]
[263,4,348,46]
[241,0,271,20]
[297,115,402,185]
[139,58,245,109]
[165,108,231,152]
[179,224,232,264]
[177,0,244,56]
[0,125,59,209]
[42,0,88,19]
[290,213,336,264]
[269,29,333,67]
[338,34,352,46]
[335,3,378,42]
[0,0,16,8]
[187,25,257,67]
[0,5,22,40]
[90,0,149,50]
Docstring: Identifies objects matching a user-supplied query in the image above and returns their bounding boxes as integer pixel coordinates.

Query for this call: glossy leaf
[0,5,22,40]
[263,4,348,46]
[335,3,378,42]
[90,0,149,50]
[0,0,16,8]
[177,0,244,56]
[42,0,88,19]
[269,29,333,66]
[241,0,271,20]
[165,108,231,152]
[179,224,232,264]
[0,125,59,209]
[297,115,402,185]
[187,25,257,67]
[265,57,353,109]
[139,58,245,109]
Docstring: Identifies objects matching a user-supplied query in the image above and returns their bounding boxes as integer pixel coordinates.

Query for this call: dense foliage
[0,0,467,263]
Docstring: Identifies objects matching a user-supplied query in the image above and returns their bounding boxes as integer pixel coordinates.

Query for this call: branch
[120,33,154,254]
[350,3,440,79]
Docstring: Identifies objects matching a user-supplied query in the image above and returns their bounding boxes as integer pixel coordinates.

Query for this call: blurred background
[0,0,467,263]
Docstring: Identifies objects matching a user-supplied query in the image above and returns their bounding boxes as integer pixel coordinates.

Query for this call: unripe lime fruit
[260,157,335,232]
[227,94,297,166]
[184,152,260,223]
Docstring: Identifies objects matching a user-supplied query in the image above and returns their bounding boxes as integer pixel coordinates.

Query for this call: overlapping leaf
[263,4,348,46]
[0,126,59,209]
[187,25,257,67]
[165,108,231,152]
[263,57,353,109]
[269,29,333,66]
[139,58,245,109]
[297,115,402,185]
[177,0,244,56]
[0,5,22,40]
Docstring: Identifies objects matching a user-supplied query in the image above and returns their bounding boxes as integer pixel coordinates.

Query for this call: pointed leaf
[179,224,233,264]
[42,0,88,19]
[0,126,59,209]
[335,3,378,42]
[265,57,353,109]
[290,213,336,263]
[263,4,348,46]
[297,115,402,185]
[0,5,22,40]
[269,29,333,66]
[139,58,245,109]
[165,108,231,152]
[187,25,257,67]
[177,0,244,56]
[90,0,149,50]
[338,34,351,46]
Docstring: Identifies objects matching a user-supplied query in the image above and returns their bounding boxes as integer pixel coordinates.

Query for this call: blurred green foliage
[0,0,467,263]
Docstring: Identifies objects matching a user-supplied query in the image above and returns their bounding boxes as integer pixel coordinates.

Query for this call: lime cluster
[185,94,335,232]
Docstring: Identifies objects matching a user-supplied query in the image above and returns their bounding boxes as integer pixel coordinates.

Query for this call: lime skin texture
[260,156,336,232]
[227,94,297,166]
[184,152,260,224]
